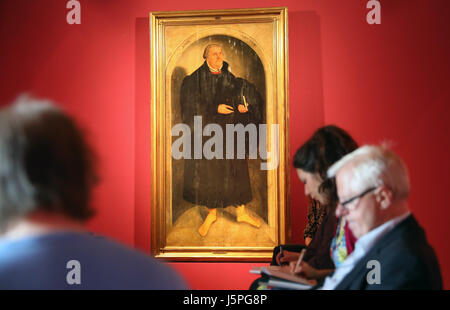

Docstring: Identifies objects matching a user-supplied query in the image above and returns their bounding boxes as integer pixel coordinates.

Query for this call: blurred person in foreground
[293,145,442,289]
[0,95,187,289]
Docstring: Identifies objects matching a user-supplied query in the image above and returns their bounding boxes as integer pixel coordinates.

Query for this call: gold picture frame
[150,7,289,261]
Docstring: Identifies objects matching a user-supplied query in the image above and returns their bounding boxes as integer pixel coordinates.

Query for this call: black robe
[180,61,263,209]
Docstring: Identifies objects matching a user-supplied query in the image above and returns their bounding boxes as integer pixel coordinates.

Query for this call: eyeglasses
[339,187,378,210]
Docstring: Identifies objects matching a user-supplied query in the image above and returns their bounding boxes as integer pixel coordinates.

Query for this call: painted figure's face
[296,169,327,205]
[206,46,224,70]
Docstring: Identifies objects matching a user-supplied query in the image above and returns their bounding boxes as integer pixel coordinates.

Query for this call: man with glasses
[304,145,442,289]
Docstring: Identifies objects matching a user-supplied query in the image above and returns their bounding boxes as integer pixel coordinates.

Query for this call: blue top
[0,231,188,289]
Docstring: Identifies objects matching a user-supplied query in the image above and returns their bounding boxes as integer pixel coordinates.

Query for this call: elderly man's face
[335,165,380,239]
[206,46,224,70]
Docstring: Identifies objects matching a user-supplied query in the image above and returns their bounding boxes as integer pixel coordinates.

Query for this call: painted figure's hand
[217,104,234,114]
[238,104,248,113]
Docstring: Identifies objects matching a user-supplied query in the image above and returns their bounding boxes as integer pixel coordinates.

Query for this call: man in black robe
[180,44,264,237]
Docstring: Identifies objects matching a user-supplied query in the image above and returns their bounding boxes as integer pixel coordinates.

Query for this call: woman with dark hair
[252,125,358,288]
[281,125,358,275]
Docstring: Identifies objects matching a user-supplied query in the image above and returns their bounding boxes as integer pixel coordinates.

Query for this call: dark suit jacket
[179,61,264,208]
[335,215,442,290]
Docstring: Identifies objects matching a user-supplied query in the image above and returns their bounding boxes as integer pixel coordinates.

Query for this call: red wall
[0,0,449,289]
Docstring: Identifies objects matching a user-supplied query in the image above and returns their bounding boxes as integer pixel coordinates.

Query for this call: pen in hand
[292,249,306,274]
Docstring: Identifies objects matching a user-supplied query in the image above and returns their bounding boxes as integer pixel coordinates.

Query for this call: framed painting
[150,7,290,261]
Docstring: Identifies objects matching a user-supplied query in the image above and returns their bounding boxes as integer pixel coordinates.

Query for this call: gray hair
[0,94,97,230]
[327,145,410,201]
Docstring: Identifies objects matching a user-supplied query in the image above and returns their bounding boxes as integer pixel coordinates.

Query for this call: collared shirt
[207,62,222,73]
[319,211,411,290]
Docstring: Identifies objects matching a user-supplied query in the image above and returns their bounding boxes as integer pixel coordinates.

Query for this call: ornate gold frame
[150,7,289,261]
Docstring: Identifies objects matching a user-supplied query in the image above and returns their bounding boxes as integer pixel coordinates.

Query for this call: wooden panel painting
[150,7,289,261]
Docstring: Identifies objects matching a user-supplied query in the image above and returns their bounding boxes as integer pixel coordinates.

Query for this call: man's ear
[376,185,393,210]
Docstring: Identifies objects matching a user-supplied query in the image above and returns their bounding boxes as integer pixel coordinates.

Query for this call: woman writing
[264,125,359,286]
